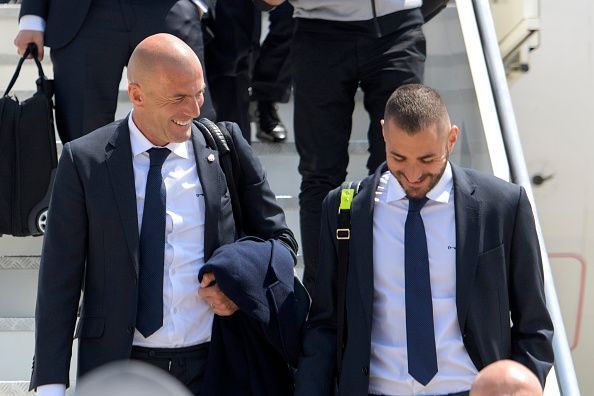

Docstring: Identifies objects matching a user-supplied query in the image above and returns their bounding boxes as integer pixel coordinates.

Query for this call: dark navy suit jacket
[30,119,298,390]
[295,163,554,396]
[198,237,310,395]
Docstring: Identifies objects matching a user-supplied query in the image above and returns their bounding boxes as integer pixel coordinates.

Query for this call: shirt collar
[128,111,190,159]
[385,162,453,204]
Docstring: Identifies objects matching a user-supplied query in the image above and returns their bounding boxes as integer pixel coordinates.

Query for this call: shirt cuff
[36,383,66,396]
[19,15,46,32]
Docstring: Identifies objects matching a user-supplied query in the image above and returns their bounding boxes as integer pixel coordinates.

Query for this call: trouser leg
[204,0,259,141]
[251,1,295,103]
[293,28,358,292]
[50,2,129,142]
[359,24,426,173]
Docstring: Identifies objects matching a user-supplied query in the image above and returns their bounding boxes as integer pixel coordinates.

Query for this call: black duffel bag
[0,44,58,236]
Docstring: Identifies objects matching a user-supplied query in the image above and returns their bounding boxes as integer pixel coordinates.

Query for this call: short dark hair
[384,84,449,133]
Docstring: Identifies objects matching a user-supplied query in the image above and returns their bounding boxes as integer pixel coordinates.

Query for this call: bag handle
[3,43,46,97]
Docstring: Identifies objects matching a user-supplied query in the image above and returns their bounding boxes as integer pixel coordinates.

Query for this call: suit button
[362,367,369,376]
[127,326,134,334]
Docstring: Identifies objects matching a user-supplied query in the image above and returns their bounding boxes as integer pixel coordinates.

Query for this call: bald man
[470,360,543,396]
[30,33,297,396]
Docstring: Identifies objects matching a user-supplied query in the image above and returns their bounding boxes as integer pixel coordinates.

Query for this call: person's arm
[15,0,48,59]
[222,122,298,257]
[294,192,340,396]
[509,186,554,387]
[30,143,88,391]
[14,15,45,59]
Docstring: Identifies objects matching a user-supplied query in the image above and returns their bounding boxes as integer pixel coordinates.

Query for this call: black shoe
[256,101,287,142]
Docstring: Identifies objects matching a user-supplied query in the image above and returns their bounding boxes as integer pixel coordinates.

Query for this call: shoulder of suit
[454,164,522,196]
[67,119,124,154]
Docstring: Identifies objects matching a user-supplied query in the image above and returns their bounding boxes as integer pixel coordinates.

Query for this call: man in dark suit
[295,84,554,396]
[14,0,215,143]
[30,33,298,396]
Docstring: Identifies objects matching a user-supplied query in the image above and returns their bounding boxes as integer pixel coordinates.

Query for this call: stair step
[0,257,39,270]
[0,381,32,396]
[0,254,304,271]
[0,54,52,67]
[0,318,33,332]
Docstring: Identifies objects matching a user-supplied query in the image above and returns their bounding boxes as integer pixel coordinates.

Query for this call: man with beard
[294,84,554,396]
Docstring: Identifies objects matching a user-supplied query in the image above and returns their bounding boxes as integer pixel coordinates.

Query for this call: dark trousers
[130,343,210,395]
[293,14,426,292]
[251,1,295,104]
[50,0,215,143]
[204,0,294,142]
[204,0,259,141]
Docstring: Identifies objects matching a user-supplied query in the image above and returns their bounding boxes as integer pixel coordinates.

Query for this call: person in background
[204,0,294,143]
[258,0,426,292]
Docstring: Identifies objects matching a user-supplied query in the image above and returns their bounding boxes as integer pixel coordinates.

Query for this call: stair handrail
[472,0,580,394]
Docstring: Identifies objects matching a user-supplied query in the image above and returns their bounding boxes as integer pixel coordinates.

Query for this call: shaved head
[127,33,206,146]
[470,360,542,396]
[127,33,201,86]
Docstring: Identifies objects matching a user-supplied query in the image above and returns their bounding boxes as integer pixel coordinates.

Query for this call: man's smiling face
[383,118,458,199]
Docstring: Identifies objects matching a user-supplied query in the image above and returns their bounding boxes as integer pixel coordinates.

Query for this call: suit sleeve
[509,186,554,387]
[30,143,87,390]
[294,192,340,396]
[222,122,298,257]
[19,0,49,20]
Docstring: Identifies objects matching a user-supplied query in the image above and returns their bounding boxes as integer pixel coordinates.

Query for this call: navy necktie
[405,197,438,385]
[136,147,170,338]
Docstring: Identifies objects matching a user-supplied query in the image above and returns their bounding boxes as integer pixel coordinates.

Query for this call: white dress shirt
[36,114,212,396]
[128,113,213,348]
[369,163,478,396]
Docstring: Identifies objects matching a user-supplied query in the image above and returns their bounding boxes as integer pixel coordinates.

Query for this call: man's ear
[447,124,459,151]
[128,83,143,107]
[381,119,386,142]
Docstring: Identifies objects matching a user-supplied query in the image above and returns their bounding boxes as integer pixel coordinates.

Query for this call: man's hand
[14,30,44,60]
[198,273,239,316]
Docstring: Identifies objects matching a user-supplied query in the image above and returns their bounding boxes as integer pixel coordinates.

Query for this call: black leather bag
[0,44,58,236]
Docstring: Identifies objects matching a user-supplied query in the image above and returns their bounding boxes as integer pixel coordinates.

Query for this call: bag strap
[194,118,244,233]
[3,44,46,97]
[336,180,361,380]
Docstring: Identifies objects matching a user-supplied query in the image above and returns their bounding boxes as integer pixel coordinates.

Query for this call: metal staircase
[0,1,579,394]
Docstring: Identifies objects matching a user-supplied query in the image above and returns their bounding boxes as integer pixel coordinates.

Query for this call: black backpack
[0,44,57,236]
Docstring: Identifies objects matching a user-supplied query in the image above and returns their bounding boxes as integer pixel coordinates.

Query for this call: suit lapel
[105,118,140,276]
[351,165,386,332]
[452,165,481,332]
[190,124,222,260]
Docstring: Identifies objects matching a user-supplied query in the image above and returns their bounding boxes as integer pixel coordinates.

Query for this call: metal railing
[472,0,581,394]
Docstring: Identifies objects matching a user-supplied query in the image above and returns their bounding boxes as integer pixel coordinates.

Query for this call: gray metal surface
[473,0,579,394]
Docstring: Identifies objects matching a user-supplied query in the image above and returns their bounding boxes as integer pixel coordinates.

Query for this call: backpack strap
[336,180,361,380]
[194,118,244,234]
